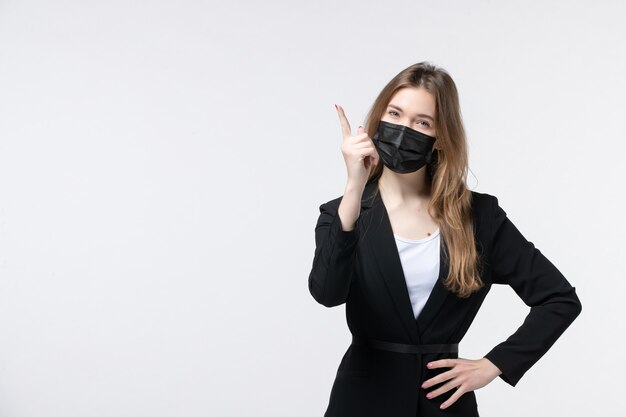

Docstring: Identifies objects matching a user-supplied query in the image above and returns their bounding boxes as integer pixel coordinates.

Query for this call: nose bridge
[399,116,412,128]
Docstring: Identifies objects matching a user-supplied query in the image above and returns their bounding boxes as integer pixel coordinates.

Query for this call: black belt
[352,335,458,354]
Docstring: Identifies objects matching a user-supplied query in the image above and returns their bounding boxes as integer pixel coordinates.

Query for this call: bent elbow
[308,274,326,306]
[572,291,582,319]
[319,294,347,308]
[308,285,346,308]
[559,287,583,325]
[308,271,347,308]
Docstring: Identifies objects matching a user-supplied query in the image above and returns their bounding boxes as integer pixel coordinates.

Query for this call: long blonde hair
[364,61,484,298]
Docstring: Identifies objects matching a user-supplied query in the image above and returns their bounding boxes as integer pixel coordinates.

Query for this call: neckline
[393,228,440,244]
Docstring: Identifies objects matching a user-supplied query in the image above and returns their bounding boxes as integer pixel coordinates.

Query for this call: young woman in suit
[308,61,582,417]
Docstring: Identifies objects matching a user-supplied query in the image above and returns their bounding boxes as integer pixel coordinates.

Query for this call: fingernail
[334,103,337,109]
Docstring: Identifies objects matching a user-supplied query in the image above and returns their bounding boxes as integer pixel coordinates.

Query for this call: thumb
[357,125,365,134]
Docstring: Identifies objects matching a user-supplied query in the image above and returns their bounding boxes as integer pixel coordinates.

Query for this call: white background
[0,1,624,416]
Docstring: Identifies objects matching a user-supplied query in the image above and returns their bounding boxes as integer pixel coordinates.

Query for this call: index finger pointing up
[335,104,352,138]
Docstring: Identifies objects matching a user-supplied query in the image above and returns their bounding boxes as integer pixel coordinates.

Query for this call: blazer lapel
[360,180,451,344]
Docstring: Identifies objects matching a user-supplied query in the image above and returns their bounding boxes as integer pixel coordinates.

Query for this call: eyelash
[388,111,431,128]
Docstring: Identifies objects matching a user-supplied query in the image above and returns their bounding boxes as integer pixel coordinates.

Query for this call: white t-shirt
[393,228,441,319]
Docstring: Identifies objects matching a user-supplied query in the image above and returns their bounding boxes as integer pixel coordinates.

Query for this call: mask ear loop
[426,148,439,180]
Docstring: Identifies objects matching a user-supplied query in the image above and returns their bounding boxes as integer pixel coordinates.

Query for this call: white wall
[0,0,623,416]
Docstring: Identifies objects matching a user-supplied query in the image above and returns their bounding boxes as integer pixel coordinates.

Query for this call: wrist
[482,357,503,377]
[345,180,366,195]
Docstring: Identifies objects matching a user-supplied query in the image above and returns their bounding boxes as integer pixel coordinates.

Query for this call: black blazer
[308,179,582,417]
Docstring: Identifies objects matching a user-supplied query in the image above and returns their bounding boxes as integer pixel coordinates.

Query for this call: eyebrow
[387,104,435,122]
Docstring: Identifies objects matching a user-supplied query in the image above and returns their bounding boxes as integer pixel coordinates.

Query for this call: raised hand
[335,104,379,187]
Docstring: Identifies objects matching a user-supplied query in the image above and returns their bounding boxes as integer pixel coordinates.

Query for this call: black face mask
[372,120,436,174]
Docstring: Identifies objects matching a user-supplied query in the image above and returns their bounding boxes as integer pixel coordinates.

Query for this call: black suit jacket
[308,180,582,417]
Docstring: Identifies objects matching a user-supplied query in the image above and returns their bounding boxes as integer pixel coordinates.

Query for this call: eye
[388,110,399,117]
[416,121,431,128]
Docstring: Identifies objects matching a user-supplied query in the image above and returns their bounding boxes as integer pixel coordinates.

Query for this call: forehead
[388,87,436,114]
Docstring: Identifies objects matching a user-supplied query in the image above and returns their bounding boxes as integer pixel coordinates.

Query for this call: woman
[308,62,582,417]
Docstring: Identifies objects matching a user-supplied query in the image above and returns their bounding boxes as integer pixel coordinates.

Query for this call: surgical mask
[372,120,436,174]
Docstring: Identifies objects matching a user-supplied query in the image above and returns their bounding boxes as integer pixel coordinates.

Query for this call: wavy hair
[364,61,484,298]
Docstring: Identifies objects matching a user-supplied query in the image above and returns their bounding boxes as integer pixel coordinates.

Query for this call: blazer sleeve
[483,195,582,387]
[308,198,359,307]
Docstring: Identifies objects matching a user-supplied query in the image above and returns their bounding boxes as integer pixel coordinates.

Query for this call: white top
[393,228,441,319]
